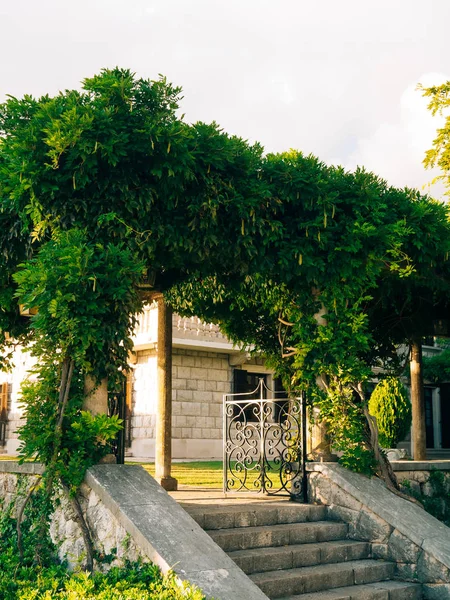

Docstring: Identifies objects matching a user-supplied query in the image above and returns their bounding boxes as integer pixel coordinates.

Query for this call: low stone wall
[0,461,142,569]
[307,463,450,600]
[390,460,450,497]
[0,462,267,600]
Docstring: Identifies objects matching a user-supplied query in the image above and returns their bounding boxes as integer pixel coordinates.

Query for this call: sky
[1,0,449,197]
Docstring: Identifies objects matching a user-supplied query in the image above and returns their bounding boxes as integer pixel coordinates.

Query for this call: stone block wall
[308,463,450,599]
[130,348,158,458]
[391,463,450,497]
[130,348,233,459]
[0,462,142,570]
[172,348,231,459]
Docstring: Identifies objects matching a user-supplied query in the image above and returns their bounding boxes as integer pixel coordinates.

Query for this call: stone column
[155,295,178,491]
[84,376,116,463]
[307,295,336,462]
[410,339,427,460]
[307,405,335,462]
[83,376,109,415]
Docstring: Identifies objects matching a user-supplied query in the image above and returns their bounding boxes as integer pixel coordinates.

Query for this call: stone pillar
[83,376,108,415]
[307,405,335,462]
[155,296,178,491]
[84,376,116,464]
[410,339,427,460]
[307,295,336,461]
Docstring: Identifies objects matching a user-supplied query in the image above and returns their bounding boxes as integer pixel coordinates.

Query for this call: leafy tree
[168,154,450,482]
[12,229,144,568]
[423,339,450,383]
[0,68,271,566]
[419,80,450,197]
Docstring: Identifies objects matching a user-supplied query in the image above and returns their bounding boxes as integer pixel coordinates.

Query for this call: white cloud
[0,0,449,197]
[344,72,448,198]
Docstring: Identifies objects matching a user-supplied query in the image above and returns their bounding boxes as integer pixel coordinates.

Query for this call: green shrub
[368,377,411,448]
[0,561,206,600]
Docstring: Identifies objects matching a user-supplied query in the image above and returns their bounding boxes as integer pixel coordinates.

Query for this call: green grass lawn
[1,456,288,489]
[134,460,224,488]
[0,456,225,486]
[133,460,278,489]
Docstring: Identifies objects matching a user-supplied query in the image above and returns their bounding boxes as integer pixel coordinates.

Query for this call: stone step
[208,521,348,552]
[230,540,370,574]
[280,581,422,600]
[182,501,327,530]
[250,560,395,599]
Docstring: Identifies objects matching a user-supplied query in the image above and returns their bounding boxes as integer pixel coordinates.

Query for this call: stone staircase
[180,500,422,600]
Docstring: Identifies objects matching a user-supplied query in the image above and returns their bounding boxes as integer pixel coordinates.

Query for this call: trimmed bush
[368,377,412,448]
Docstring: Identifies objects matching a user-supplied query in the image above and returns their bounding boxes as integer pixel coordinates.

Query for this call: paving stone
[357,510,393,544]
[418,553,450,583]
[203,511,236,530]
[371,581,423,600]
[371,543,389,560]
[281,583,389,600]
[353,560,394,584]
[396,563,419,581]
[228,540,370,575]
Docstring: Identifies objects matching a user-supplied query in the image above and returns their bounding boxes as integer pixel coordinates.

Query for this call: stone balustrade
[132,304,230,349]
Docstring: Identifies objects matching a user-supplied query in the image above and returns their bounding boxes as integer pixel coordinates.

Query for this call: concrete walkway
[170,487,293,505]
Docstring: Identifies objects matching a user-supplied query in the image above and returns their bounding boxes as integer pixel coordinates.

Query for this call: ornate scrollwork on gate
[223,379,306,500]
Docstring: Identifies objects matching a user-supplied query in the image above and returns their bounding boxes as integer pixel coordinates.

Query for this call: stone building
[0,302,278,460]
[1,303,450,461]
[129,303,277,460]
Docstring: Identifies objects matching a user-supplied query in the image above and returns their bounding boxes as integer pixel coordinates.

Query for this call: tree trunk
[410,339,427,460]
[155,295,178,491]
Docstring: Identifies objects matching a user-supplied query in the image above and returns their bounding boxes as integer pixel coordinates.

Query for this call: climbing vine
[11,229,145,568]
[0,68,449,571]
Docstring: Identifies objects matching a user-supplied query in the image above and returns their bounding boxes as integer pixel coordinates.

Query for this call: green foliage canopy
[420,80,450,198]
[1,68,450,481]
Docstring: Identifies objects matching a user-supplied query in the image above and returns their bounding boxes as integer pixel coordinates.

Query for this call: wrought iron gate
[223,379,307,501]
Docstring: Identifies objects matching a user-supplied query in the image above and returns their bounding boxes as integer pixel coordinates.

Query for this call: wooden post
[155,295,178,491]
[410,339,427,460]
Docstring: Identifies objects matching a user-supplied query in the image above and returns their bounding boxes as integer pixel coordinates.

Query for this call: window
[232,370,288,422]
